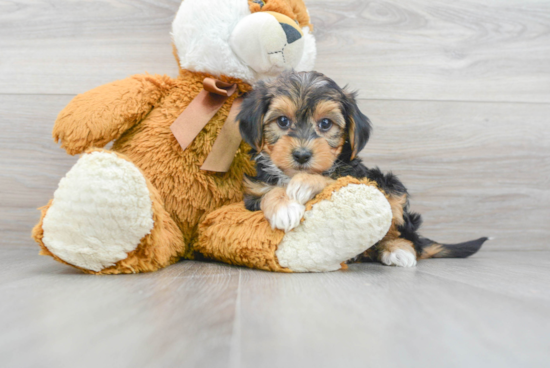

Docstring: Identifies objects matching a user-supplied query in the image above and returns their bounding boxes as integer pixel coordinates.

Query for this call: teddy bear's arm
[53,75,170,155]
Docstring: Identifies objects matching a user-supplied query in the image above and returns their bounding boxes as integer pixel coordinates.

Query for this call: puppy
[238,71,487,267]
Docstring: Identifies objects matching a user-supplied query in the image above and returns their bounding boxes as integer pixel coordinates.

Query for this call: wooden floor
[1,246,549,368]
[1,0,550,366]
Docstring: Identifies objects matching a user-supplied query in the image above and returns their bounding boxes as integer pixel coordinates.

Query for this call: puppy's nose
[292,148,312,164]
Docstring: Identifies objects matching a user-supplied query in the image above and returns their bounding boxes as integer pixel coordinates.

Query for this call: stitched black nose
[292,149,312,164]
[280,23,302,44]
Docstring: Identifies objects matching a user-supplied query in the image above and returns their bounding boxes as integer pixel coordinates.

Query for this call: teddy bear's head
[172,0,316,84]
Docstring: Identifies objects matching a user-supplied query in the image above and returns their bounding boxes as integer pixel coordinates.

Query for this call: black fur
[243,151,290,211]
[239,71,486,260]
[341,91,372,159]
[326,156,427,255]
[238,83,272,151]
[435,237,488,258]
[244,192,262,212]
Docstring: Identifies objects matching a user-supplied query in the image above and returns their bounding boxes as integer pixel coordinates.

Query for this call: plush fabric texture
[295,27,317,72]
[197,202,289,272]
[31,0,393,274]
[276,178,393,272]
[173,0,315,83]
[111,72,255,255]
[197,177,392,273]
[33,149,186,274]
[41,151,154,272]
[172,0,253,82]
[248,0,313,30]
[33,70,257,273]
[229,11,305,77]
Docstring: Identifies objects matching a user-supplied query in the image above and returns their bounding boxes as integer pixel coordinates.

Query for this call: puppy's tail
[416,236,488,259]
[400,211,488,259]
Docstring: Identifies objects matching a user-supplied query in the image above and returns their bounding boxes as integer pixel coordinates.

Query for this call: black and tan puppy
[238,71,487,267]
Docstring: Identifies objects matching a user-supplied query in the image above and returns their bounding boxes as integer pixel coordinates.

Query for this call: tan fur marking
[388,194,407,226]
[244,177,275,197]
[349,117,359,160]
[310,138,341,173]
[267,135,297,174]
[264,96,297,124]
[290,172,335,197]
[266,135,341,176]
[419,244,449,259]
[313,100,345,128]
[378,238,416,261]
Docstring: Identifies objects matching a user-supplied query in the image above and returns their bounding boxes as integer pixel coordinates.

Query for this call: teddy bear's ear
[342,90,372,160]
[238,83,272,152]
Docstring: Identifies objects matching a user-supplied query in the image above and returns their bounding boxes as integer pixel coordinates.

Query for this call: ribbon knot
[202,78,238,97]
[170,78,244,173]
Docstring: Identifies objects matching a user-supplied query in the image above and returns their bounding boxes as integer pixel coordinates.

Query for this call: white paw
[381,249,417,268]
[267,201,305,233]
[286,180,316,205]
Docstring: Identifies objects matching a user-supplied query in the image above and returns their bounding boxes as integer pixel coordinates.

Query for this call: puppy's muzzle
[292,148,312,164]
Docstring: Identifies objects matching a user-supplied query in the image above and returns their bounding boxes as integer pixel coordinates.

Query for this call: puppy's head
[238,71,371,176]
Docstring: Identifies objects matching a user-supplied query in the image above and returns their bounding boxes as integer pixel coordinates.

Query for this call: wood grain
[1,1,550,367]
[357,99,550,250]
[0,95,78,247]
[1,0,550,102]
[0,0,181,95]
[1,95,549,250]
[0,247,240,368]
[2,247,548,368]
[235,251,550,368]
[310,0,550,102]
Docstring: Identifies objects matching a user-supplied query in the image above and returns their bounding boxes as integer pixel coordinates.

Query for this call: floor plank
[0,246,240,368]
[1,0,549,102]
[236,252,550,368]
[416,252,550,304]
[1,247,549,368]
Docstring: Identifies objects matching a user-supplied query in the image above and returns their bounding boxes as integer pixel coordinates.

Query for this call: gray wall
[1,0,549,250]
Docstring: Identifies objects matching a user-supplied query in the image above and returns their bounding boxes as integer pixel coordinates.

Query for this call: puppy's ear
[238,83,271,152]
[343,90,371,160]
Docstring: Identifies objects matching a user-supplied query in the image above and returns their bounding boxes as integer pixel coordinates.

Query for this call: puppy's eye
[277,116,291,129]
[318,119,333,132]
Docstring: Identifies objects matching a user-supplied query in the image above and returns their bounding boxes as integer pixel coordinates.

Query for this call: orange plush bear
[32,0,393,274]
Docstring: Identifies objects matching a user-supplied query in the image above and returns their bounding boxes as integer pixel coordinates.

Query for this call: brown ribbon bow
[170,78,244,173]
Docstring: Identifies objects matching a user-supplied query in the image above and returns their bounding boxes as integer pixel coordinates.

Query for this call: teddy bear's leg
[32,149,185,274]
[197,178,393,272]
[274,180,393,272]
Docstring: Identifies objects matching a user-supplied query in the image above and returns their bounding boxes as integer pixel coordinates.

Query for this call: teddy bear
[32,0,393,274]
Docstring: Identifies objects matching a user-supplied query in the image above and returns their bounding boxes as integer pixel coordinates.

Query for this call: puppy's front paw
[286,180,316,205]
[286,173,332,205]
[267,201,305,232]
[380,248,417,268]
[261,187,306,232]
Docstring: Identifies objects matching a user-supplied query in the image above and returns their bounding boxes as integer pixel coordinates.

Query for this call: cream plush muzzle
[172,0,316,83]
[230,11,305,78]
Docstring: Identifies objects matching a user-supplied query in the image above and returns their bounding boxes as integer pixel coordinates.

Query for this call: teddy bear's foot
[276,182,393,272]
[39,151,155,272]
